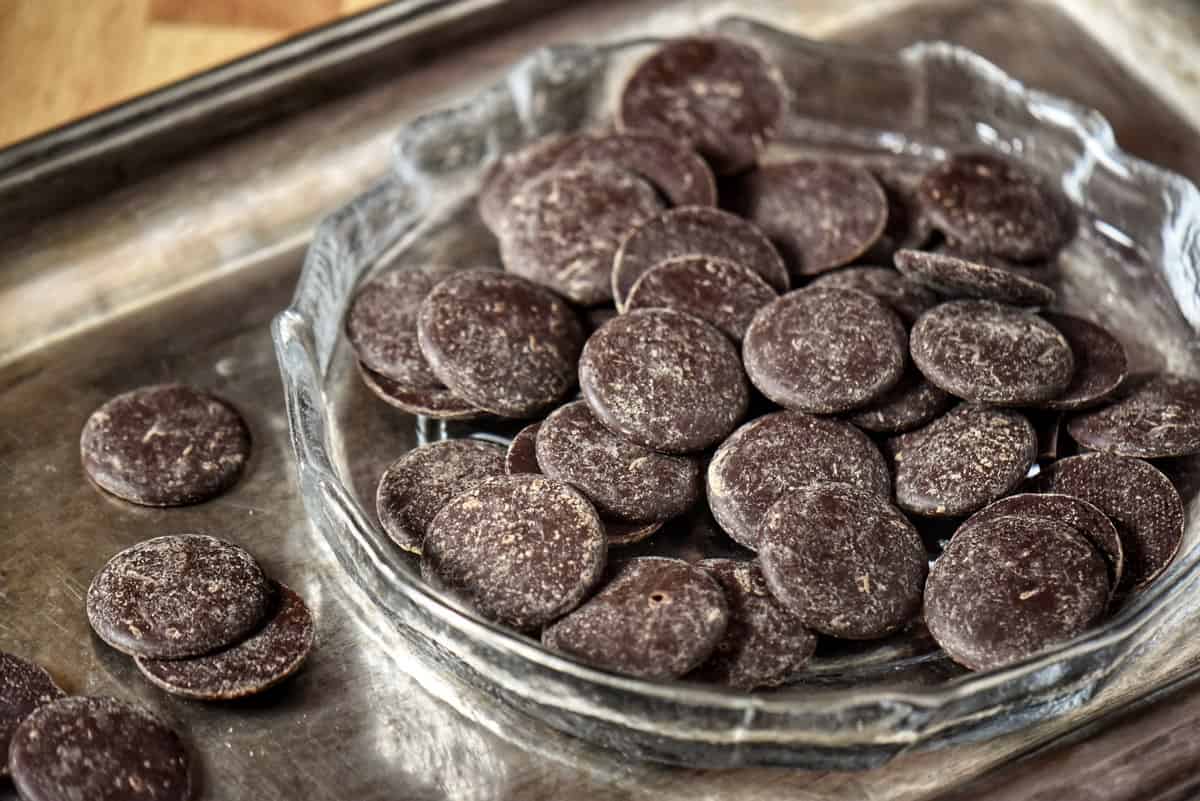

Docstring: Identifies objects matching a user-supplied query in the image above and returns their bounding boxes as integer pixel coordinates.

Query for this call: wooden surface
[0,0,387,149]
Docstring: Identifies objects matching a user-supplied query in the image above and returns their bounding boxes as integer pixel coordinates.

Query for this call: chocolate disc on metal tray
[1039,313,1128,412]
[808,266,939,326]
[0,653,65,777]
[624,255,778,341]
[505,422,542,475]
[893,248,1055,307]
[707,411,891,550]
[357,362,483,421]
[847,367,953,434]
[910,300,1074,405]
[542,557,729,679]
[1067,373,1200,457]
[478,134,574,233]
[345,269,442,388]
[617,36,783,175]
[376,439,507,553]
[759,483,928,640]
[555,130,717,208]
[743,286,906,414]
[612,206,789,309]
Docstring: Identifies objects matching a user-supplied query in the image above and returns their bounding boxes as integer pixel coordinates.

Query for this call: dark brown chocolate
[624,255,778,341]
[846,366,953,434]
[505,421,542,475]
[894,248,1055,306]
[808,265,939,325]
[0,653,65,777]
[1067,373,1200,457]
[1040,312,1128,411]
[345,269,442,388]
[357,362,483,421]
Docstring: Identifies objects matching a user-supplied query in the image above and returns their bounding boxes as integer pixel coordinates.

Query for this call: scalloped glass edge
[272,15,1200,769]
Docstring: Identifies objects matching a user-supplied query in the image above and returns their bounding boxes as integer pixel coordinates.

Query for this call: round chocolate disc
[505,422,542,475]
[759,483,928,640]
[865,163,936,258]
[617,36,782,176]
[554,130,717,208]
[417,271,584,418]
[612,206,789,309]
[579,308,748,453]
[707,411,891,550]
[893,248,1055,307]
[1031,453,1184,592]
[808,265,939,325]
[136,582,314,701]
[421,475,607,631]
[918,152,1069,261]
[536,400,701,524]
[498,163,663,305]
[357,362,483,421]
[624,255,778,341]
[10,696,191,801]
[729,160,888,278]
[87,533,272,660]
[691,559,816,690]
[478,134,574,233]
[847,367,953,434]
[1039,313,1127,411]
[910,300,1074,404]
[345,269,441,388]
[80,383,251,507]
[894,404,1037,517]
[1067,373,1200,458]
[0,653,65,777]
[605,520,665,547]
[376,439,507,553]
[924,515,1109,671]
[743,286,907,414]
[542,557,729,679]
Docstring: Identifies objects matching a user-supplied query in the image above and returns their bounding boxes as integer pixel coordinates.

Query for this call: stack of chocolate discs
[347,35,1197,685]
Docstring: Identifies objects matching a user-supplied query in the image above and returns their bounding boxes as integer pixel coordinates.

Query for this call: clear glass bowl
[272,16,1200,769]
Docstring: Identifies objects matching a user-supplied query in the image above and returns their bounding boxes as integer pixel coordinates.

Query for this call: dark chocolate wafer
[1039,313,1127,411]
[808,265,939,325]
[478,134,574,233]
[345,269,441,388]
[894,248,1055,306]
[624,255,778,341]
[847,367,953,434]
[554,130,717,208]
[0,653,65,777]
[505,422,542,475]
[1067,373,1200,458]
[357,362,483,421]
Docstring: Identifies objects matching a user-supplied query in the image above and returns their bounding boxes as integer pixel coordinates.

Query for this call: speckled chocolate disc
[417,271,584,418]
[376,439,507,553]
[10,696,191,801]
[691,559,816,689]
[478,134,574,233]
[894,248,1055,306]
[0,653,65,777]
[542,557,729,679]
[421,475,606,631]
[918,153,1069,261]
[612,206,789,309]
[924,515,1108,671]
[87,533,272,660]
[808,266,939,325]
[345,269,441,388]
[536,401,701,524]
[846,367,953,434]
[580,308,748,453]
[707,411,891,550]
[624,255,778,341]
[729,160,888,278]
[910,300,1074,404]
[80,383,251,507]
[1039,313,1127,411]
[743,287,906,414]
[894,404,1037,517]
[1031,453,1184,591]
[617,36,782,176]
[554,130,717,208]
[505,422,542,475]
[356,362,483,421]
[865,164,935,258]
[1067,373,1200,457]
[759,483,927,640]
[498,164,663,305]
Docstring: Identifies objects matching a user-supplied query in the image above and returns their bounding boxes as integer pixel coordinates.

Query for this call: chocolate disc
[505,422,542,475]
[864,164,935,258]
[376,439,507,553]
[80,383,251,507]
[924,515,1108,671]
[624,255,778,341]
[478,134,574,233]
[894,405,1037,517]
[87,533,272,660]
[893,248,1055,307]
[0,653,65,777]
[918,152,1069,261]
[554,130,717,208]
[10,696,191,801]
[579,308,748,453]
[605,520,665,547]
[1030,453,1184,592]
[542,557,729,679]
[421,475,606,631]
[729,160,888,278]
[808,265,939,325]
[1067,373,1200,458]
[498,164,663,305]
[743,286,907,414]
[1040,313,1128,411]
[536,401,701,524]
[612,206,789,309]
[345,269,441,388]
[136,582,314,700]
[617,36,782,175]
[846,368,953,434]
[356,362,483,421]
[910,300,1074,404]
[707,411,891,550]
[691,559,816,690]
[417,271,584,418]
[759,483,927,640]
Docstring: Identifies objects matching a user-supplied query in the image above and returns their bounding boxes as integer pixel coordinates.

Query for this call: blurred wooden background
[0,0,388,149]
